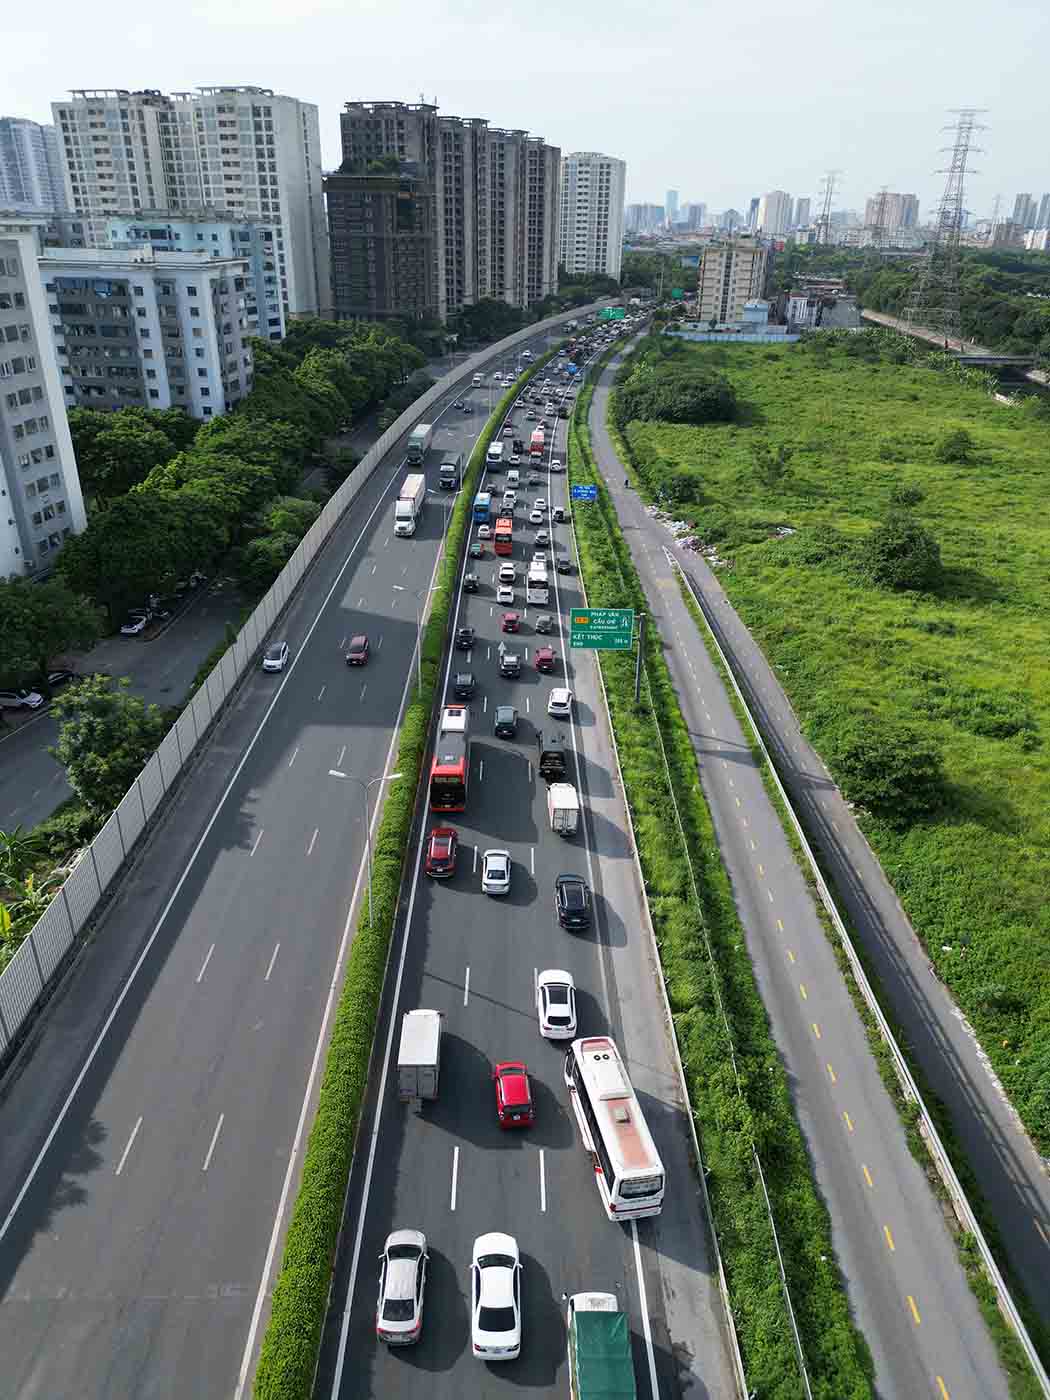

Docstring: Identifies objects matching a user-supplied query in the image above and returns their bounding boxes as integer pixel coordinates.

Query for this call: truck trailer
[530,428,545,459]
[394,473,427,537]
[406,423,433,465]
[397,1009,442,1102]
[547,782,580,837]
[439,452,462,489]
[566,1292,637,1400]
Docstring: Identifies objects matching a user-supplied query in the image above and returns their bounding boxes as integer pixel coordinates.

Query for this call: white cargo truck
[472,372,484,387]
[527,559,549,605]
[547,782,580,837]
[397,1009,442,1102]
[394,473,427,537]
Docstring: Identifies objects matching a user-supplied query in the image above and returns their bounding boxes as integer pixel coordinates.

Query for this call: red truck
[530,428,545,459]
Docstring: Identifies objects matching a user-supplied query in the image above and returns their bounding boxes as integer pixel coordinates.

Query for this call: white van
[507,468,520,489]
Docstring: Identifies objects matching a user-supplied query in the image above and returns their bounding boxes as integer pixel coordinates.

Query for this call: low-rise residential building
[42,244,255,419]
[0,214,87,577]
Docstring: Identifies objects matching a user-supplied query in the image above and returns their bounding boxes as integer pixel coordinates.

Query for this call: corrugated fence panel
[93,811,125,889]
[138,753,164,822]
[231,630,250,677]
[156,727,181,790]
[61,855,101,938]
[219,646,237,696]
[175,709,199,767]
[29,898,73,982]
[0,939,43,1041]
[190,687,212,737]
[115,785,145,851]
[204,667,225,718]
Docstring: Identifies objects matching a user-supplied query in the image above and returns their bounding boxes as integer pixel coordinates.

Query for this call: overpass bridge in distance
[859,308,1044,377]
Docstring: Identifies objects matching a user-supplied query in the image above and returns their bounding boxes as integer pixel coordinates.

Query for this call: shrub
[857,511,943,591]
[819,714,945,827]
[934,426,975,463]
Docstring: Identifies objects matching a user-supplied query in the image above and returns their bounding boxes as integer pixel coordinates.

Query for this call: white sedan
[482,849,512,896]
[471,1233,522,1360]
[529,508,544,525]
[535,498,547,511]
[376,1229,428,1345]
[547,688,573,720]
[550,459,563,473]
[536,969,577,1039]
[498,563,517,583]
[497,584,514,605]
[477,524,492,539]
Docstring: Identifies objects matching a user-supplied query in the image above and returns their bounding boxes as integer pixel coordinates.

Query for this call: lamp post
[393,583,445,694]
[330,770,402,928]
[427,486,459,540]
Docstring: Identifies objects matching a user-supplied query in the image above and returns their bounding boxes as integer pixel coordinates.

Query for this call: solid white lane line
[531,847,535,876]
[337,744,346,767]
[196,943,216,984]
[114,1116,143,1177]
[483,695,488,713]
[288,746,299,768]
[450,1146,460,1211]
[525,696,530,714]
[631,1221,660,1397]
[264,943,281,982]
[463,967,470,1006]
[202,1113,225,1172]
[473,844,478,873]
[539,1149,547,1212]
[307,828,319,856]
[317,685,326,702]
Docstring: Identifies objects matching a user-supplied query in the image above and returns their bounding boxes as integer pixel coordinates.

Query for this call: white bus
[563,1037,665,1219]
[486,441,505,469]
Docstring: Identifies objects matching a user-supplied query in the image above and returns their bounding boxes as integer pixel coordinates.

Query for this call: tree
[260,495,320,540]
[234,534,300,594]
[934,427,974,464]
[824,715,945,827]
[858,511,943,591]
[50,676,171,815]
[615,363,737,426]
[0,576,104,690]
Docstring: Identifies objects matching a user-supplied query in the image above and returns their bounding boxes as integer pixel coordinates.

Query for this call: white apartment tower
[756,190,792,237]
[558,151,626,282]
[697,236,769,324]
[51,88,329,320]
[0,215,87,578]
[0,118,68,213]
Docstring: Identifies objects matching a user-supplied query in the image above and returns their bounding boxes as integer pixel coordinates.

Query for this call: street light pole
[329,770,402,928]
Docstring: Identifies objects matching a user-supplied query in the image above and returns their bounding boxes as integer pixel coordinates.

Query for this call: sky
[7,0,1049,222]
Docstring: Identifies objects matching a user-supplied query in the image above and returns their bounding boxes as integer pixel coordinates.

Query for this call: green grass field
[624,337,1050,1152]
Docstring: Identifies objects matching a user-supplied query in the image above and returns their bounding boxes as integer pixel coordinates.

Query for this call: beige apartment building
[696,236,769,324]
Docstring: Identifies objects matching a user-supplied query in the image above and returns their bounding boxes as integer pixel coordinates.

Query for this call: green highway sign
[598,307,626,321]
[570,607,635,651]
[671,287,685,300]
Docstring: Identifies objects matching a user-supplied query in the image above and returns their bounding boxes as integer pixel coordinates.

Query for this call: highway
[0,324,572,1399]
[586,348,1011,1398]
[314,355,738,1397]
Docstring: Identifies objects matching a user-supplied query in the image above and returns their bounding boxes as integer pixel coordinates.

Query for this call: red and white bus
[430,706,470,811]
[563,1036,665,1219]
[494,516,514,556]
[529,428,545,459]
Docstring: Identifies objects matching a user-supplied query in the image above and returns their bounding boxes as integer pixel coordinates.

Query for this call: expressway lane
[316,359,737,1399]
[0,326,566,1400]
[586,348,1011,1398]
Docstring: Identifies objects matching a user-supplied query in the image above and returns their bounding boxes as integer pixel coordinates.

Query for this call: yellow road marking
[936,1377,949,1399]
[749,839,756,851]
[735,796,741,807]
[776,918,784,932]
[884,1225,895,1252]
[842,1109,853,1131]
[799,983,808,1000]
[812,1022,822,1039]
[862,1165,874,1188]
[787,949,796,964]
[826,1063,836,1083]
[907,1294,921,1326]
[757,863,764,876]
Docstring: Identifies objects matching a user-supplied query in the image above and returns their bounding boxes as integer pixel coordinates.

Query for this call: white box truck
[548,782,580,837]
[406,423,433,464]
[397,1009,442,1102]
[394,473,427,537]
[472,372,484,387]
[566,1292,637,1400]
[527,564,549,606]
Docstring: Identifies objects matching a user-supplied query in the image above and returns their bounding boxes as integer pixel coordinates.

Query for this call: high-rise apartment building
[0,215,87,577]
[559,151,626,282]
[756,190,792,237]
[327,101,559,325]
[626,203,664,233]
[863,192,919,230]
[1037,193,1050,230]
[1012,192,1036,229]
[793,196,811,228]
[696,236,769,324]
[746,196,760,230]
[50,87,329,320]
[717,209,743,232]
[665,189,679,226]
[0,118,68,213]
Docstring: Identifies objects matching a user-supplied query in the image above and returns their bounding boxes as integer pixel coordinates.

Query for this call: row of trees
[611,334,737,429]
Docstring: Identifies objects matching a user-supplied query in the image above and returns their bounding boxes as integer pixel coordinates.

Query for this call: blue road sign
[571,484,598,502]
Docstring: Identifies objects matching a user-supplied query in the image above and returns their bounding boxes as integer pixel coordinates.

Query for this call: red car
[493,1061,534,1128]
[345,633,370,666]
[424,827,458,878]
[501,611,520,633]
[534,645,556,674]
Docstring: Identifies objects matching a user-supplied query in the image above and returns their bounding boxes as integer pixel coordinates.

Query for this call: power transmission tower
[903,108,987,346]
[816,170,841,245]
[989,192,1001,244]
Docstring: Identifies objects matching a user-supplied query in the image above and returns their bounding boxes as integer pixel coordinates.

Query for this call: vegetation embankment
[616,327,1050,1159]
[252,349,559,1400]
[568,370,874,1398]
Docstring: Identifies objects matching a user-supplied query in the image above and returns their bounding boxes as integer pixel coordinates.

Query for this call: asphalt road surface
[586,351,1010,1399]
[314,363,737,1398]
[0,325,575,1400]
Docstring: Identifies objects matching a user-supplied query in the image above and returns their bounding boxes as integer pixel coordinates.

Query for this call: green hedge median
[567,368,875,1400]
[252,347,559,1400]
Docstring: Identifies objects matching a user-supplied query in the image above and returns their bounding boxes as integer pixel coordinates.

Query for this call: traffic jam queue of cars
[381,322,665,1370]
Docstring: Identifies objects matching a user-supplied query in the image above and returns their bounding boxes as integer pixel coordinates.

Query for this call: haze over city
[6,0,1047,215]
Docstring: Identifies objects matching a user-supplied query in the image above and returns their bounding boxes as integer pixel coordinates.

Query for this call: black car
[453,671,476,700]
[555,874,592,930]
[462,401,472,413]
[493,704,518,739]
[456,626,476,651]
[556,556,572,574]
[463,572,480,593]
[498,650,521,678]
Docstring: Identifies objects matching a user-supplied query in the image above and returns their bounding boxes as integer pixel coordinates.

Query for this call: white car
[477,524,492,539]
[120,614,149,636]
[376,1229,428,1345]
[471,1233,522,1360]
[550,459,563,473]
[498,563,517,583]
[536,970,577,1039]
[547,688,573,720]
[482,849,511,896]
[262,641,290,672]
[497,583,514,605]
[529,508,544,525]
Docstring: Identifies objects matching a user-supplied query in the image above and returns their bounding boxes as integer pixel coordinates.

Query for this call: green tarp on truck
[569,1309,637,1400]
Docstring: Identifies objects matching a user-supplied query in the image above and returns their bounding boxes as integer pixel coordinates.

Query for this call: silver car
[376,1229,428,1345]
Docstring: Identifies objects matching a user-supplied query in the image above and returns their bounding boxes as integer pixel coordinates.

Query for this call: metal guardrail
[667,548,1050,1399]
[0,303,604,1061]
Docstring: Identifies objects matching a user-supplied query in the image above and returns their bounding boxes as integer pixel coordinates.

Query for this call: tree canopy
[50,675,172,815]
[0,577,103,690]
